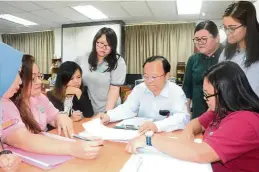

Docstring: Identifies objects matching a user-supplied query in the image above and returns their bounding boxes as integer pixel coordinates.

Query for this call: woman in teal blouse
[183,20,224,119]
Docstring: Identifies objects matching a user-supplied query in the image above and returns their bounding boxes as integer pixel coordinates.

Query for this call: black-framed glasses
[221,25,243,34]
[32,73,44,83]
[143,73,165,82]
[96,41,111,50]
[203,92,218,101]
[192,37,210,45]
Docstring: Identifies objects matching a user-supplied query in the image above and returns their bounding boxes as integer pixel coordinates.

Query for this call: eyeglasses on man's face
[143,74,165,82]
[32,73,44,83]
[203,92,218,101]
[221,24,243,34]
[192,37,211,45]
[96,41,111,50]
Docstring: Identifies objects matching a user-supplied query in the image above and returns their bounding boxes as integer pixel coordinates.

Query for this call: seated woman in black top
[47,61,94,121]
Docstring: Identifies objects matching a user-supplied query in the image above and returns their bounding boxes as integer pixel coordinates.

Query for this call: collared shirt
[1,98,25,141]
[30,93,59,131]
[107,81,190,132]
[75,53,126,114]
[183,45,224,119]
[219,49,259,96]
[199,111,259,172]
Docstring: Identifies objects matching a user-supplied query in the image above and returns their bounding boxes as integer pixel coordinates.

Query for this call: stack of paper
[79,119,139,142]
[115,117,154,128]
[121,151,212,172]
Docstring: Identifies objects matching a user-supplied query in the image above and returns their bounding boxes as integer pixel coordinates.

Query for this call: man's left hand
[138,121,158,135]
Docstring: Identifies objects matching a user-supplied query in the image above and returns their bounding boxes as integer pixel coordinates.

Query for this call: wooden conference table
[16,118,201,172]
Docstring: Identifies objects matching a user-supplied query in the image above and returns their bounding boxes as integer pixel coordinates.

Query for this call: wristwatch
[145,131,154,146]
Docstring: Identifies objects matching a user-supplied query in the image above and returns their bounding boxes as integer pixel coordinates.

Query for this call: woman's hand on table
[69,139,103,159]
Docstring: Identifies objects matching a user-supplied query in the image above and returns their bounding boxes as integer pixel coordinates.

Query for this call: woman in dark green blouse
[183,20,224,119]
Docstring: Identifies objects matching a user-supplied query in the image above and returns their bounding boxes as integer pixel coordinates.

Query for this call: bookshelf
[176,62,186,86]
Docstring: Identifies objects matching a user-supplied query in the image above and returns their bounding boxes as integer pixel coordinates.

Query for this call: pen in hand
[72,134,104,146]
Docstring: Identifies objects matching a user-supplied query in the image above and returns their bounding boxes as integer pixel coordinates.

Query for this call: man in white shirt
[99,56,190,134]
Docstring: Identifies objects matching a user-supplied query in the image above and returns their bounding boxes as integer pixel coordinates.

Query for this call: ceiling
[0,1,255,34]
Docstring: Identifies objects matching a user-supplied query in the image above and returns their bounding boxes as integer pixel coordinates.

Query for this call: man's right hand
[69,140,103,159]
[96,113,110,125]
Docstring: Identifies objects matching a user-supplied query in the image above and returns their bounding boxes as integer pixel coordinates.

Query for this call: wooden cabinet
[176,62,186,86]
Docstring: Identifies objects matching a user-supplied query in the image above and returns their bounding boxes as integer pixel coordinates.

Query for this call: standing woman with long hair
[183,20,224,119]
[75,27,126,114]
[219,1,259,96]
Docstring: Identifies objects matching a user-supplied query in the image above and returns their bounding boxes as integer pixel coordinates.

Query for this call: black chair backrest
[125,74,142,88]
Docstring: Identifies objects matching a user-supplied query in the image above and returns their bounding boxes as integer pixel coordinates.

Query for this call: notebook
[4,133,74,170]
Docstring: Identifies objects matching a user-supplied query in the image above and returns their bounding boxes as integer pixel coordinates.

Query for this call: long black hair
[204,61,259,124]
[223,1,259,67]
[88,27,120,72]
[52,61,83,101]
[194,20,219,38]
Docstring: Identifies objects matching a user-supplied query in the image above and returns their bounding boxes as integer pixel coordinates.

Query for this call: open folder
[4,133,74,170]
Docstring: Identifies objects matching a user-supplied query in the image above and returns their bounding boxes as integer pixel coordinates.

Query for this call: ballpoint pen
[72,134,104,146]
[114,124,139,130]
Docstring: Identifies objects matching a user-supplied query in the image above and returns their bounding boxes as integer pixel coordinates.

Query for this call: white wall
[62,24,122,62]
[54,28,62,59]
[195,19,222,27]
[254,1,259,22]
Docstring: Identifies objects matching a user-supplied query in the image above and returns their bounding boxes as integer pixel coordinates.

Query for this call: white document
[79,119,139,141]
[121,152,213,172]
[121,139,212,172]
[115,117,154,128]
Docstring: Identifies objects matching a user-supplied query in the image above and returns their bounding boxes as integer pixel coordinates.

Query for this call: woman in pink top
[12,54,73,137]
[127,61,259,172]
[0,43,22,171]
[0,43,103,164]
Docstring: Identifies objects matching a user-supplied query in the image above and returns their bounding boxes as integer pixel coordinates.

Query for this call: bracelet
[0,150,12,156]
